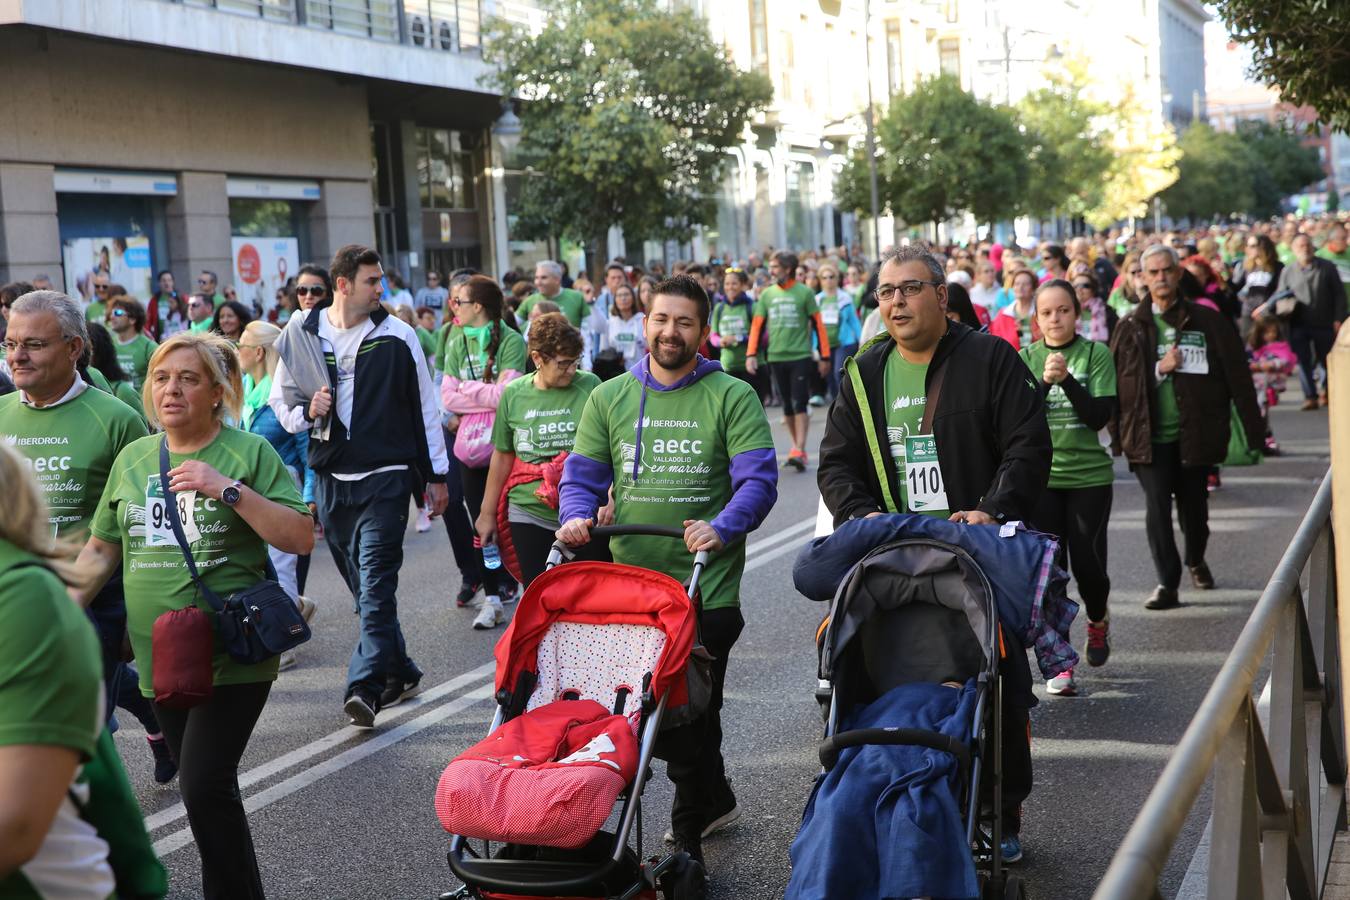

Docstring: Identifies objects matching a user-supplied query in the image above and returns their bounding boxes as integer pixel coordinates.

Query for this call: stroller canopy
[494,560,697,708]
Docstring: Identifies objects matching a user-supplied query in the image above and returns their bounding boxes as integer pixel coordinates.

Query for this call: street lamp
[492,99,522,162]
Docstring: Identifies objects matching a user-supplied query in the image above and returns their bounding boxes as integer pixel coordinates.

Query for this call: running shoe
[1302,398,1320,411]
[1046,668,1076,696]
[148,736,178,784]
[1086,620,1110,667]
[380,674,422,708]
[808,394,826,407]
[1207,472,1221,492]
[415,508,433,533]
[473,596,506,630]
[298,596,317,623]
[664,781,741,844]
[499,581,520,606]
[1001,833,1024,864]
[455,582,481,608]
[344,688,380,729]
[784,448,807,471]
[1263,436,1282,456]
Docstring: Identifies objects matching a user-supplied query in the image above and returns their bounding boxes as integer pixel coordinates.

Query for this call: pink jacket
[441,369,522,415]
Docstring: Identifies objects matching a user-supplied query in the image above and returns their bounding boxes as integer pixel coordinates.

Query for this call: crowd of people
[0,213,1344,897]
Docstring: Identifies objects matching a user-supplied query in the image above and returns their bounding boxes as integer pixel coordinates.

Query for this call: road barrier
[1095,472,1345,899]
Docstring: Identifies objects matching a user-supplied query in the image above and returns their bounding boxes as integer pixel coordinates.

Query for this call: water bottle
[482,541,502,570]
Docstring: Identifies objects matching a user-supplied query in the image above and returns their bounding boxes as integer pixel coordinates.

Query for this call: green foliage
[1161,121,1323,222]
[481,0,772,256]
[1015,63,1115,219]
[1215,0,1350,130]
[835,76,1028,230]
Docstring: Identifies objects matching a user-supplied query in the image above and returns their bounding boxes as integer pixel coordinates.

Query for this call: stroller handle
[547,524,711,599]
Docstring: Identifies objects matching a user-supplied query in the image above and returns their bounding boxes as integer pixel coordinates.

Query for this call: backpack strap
[845,356,899,515]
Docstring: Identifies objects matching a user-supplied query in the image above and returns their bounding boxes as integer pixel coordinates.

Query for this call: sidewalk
[1328,828,1350,899]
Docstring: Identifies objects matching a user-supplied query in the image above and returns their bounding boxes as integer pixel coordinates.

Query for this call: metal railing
[1095,473,1345,899]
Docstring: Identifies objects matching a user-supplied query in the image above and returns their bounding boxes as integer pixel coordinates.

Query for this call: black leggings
[460,463,514,596]
[771,358,813,416]
[509,520,612,587]
[155,681,272,900]
[1031,483,1113,622]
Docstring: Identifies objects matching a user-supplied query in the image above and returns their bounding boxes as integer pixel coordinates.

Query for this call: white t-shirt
[969,283,1001,311]
[318,312,374,432]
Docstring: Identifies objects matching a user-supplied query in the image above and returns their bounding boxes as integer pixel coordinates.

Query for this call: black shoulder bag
[159,437,311,665]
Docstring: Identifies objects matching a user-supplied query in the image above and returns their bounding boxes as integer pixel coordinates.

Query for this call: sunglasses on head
[296,285,326,297]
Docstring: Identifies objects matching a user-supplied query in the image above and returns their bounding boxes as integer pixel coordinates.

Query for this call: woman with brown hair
[475,313,609,587]
[1231,232,1283,336]
[74,331,313,899]
[441,275,528,629]
[1107,250,1146,317]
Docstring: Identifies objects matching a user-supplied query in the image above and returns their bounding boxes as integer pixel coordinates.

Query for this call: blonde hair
[141,331,243,427]
[241,320,282,379]
[0,443,86,587]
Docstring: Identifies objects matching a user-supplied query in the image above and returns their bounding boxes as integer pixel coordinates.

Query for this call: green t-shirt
[1018,338,1116,489]
[84,301,106,324]
[881,351,950,518]
[753,283,819,363]
[519,289,588,328]
[1153,314,1180,444]
[415,325,437,361]
[114,333,157,390]
[711,301,754,372]
[0,540,113,900]
[571,370,774,610]
[1107,287,1135,318]
[434,322,459,376]
[1317,246,1350,301]
[0,385,148,540]
[109,378,146,422]
[189,318,213,334]
[442,323,528,383]
[492,371,601,523]
[89,427,310,696]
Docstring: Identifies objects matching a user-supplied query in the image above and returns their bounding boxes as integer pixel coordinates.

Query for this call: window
[785,161,815,250]
[416,128,475,210]
[885,19,903,96]
[749,0,769,74]
[939,37,960,77]
[943,0,958,22]
[780,31,795,101]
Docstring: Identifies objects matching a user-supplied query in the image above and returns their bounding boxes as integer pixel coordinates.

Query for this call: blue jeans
[316,469,421,699]
[1289,324,1335,400]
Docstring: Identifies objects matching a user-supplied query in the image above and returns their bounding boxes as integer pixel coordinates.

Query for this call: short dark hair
[330,244,382,287]
[773,250,799,272]
[650,274,710,326]
[605,262,626,276]
[200,270,219,287]
[415,305,433,318]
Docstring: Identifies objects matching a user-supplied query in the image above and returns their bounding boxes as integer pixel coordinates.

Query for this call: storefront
[54,168,174,304]
[226,177,319,317]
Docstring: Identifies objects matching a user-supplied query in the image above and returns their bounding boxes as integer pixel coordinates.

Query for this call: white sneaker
[297,596,317,623]
[473,597,506,630]
[415,508,432,533]
[1046,668,1077,696]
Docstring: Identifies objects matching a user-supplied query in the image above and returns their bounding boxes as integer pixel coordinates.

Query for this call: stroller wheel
[1004,874,1027,900]
[661,858,707,900]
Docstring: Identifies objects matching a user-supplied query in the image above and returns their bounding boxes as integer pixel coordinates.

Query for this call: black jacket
[818,321,1051,528]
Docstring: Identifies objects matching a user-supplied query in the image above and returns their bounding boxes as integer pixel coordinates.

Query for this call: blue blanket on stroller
[786,680,979,900]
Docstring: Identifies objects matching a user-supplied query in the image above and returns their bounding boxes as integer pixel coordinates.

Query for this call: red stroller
[437,525,710,900]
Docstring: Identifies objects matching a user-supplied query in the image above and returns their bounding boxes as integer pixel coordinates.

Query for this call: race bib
[821,305,840,326]
[1177,332,1209,374]
[145,486,201,547]
[903,435,948,513]
[616,331,635,345]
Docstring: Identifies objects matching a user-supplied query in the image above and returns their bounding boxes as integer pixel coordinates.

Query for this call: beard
[651,336,696,370]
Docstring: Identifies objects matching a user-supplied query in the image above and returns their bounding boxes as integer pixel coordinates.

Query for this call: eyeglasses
[451,298,476,307]
[111,308,128,317]
[1,337,69,354]
[1072,282,1093,290]
[295,285,326,297]
[196,278,211,286]
[94,283,109,292]
[876,280,943,302]
[544,356,581,370]
[821,272,839,279]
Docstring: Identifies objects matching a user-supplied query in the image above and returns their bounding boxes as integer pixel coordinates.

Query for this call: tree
[482,0,772,269]
[1084,84,1180,230]
[1236,120,1324,218]
[1214,0,1350,130]
[1015,61,1115,220]
[835,76,1028,235]
[1159,123,1255,223]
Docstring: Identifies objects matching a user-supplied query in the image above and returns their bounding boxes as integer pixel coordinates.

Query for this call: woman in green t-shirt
[74,331,314,899]
[1020,279,1118,695]
[476,313,609,589]
[86,322,147,422]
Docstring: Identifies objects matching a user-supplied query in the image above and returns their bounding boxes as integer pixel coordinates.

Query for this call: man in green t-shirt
[0,290,179,782]
[187,294,214,333]
[517,260,588,327]
[556,274,778,868]
[1316,225,1350,302]
[84,272,110,324]
[106,296,158,390]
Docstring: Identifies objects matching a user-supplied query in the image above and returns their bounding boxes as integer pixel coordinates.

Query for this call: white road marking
[153,684,496,857]
[744,517,816,555]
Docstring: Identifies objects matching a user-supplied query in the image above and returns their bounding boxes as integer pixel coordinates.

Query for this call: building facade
[0,0,538,312]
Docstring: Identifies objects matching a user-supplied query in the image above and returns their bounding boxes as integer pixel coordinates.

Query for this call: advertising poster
[62,235,152,302]
[233,236,299,316]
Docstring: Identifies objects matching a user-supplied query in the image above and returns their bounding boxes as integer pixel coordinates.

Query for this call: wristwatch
[221,480,244,506]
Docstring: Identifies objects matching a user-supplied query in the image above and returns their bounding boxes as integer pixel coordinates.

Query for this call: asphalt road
[114,390,1331,900]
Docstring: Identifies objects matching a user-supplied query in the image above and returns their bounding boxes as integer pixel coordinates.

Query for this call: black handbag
[158,438,311,665]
